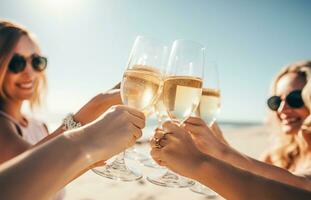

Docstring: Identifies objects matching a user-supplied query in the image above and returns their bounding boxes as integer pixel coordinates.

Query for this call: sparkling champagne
[153,93,169,124]
[121,65,162,115]
[163,76,202,122]
[196,88,221,124]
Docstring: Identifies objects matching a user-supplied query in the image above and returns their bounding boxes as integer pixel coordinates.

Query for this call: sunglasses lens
[286,90,304,108]
[267,96,281,111]
[32,56,47,72]
[8,55,26,73]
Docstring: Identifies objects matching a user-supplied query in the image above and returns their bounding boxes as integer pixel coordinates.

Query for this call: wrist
[207,140,229,160]
[63,127,94,167]
[188,151,210,179]
[63,113,82,130]
[66,121,114,164]
[216,142,229,158]
[191,153,212,181]
[199,141,227,159]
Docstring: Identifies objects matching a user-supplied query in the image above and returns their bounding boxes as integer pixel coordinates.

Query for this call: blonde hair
[266,61,311,170]
[300,67,311,137]
[0,19,47,109]
[302,67,311,111]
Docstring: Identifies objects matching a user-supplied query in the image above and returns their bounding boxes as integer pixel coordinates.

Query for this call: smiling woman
[2,35,47,107]
[263,61,311,172]
[0,22,46,109]
[0,19,65,200]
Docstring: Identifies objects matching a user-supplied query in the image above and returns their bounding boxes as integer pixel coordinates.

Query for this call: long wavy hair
[266,61,311,171]
[300,67,311,142]
[0,19,47,109]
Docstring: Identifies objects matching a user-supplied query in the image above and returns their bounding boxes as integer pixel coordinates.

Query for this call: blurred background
[2,0,311,126]
[1,0,311,199]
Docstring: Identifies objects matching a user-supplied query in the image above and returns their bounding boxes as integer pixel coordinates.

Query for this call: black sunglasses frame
[8,54,47,74]
[267,90,304,111]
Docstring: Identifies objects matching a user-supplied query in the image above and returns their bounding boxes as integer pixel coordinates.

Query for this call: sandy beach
[63,125,271,200]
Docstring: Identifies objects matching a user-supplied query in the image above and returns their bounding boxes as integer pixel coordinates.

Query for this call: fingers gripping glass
[8,54,47,73]
[267,90,304,111]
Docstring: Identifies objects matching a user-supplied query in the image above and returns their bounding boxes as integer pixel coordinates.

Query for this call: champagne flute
[190,61,220,197]
[194,61,220,125]
[92,36,167,181]
[147,39,205,188]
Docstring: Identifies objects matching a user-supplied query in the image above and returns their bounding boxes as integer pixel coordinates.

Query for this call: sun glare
[43,0,83,14]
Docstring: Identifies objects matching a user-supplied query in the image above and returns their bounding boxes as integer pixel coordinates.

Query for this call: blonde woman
[263,61,311,176]
[0,20,122,199]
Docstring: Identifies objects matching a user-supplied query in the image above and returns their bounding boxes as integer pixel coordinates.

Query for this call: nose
[277,100,291,113]
[22,61,35,77]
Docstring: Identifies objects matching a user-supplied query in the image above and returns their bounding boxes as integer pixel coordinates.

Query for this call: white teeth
[282,118,299,125]
[288,118,297,123]
[18,83,33,89]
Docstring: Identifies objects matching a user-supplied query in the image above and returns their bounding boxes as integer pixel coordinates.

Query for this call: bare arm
[218,145,311,191]
[36,89,122,145]
[151,121,311,200]
[0,105,145,200]
[0,134,87,200]
[184,117,311,191]
[193,154,311,200]
[0,89,121,164]
[33,89,121,181]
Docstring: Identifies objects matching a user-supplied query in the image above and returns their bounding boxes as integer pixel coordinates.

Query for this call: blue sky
[1,0,311,123]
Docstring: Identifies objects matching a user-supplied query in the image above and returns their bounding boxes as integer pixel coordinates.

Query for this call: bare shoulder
[0,114,19,137]
[0,115,31,164]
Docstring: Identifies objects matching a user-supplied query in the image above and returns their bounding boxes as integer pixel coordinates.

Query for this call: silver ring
[155,137,163,149]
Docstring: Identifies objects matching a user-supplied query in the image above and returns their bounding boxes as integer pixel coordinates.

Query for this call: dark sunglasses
[267,90,304,111]
[8,54,47,73]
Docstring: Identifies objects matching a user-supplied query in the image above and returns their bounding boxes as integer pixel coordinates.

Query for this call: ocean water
[138,117,262,142]
[46,115,262,139]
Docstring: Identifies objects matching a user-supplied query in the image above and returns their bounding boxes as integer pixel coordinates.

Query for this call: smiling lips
[281,117,301,125]
[16,81,34,90]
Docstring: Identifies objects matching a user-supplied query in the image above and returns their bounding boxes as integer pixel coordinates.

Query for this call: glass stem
[114,152,126,165]
[156,113,163,128]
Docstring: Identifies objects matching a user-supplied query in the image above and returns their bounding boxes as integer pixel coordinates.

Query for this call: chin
[16,93,35,101]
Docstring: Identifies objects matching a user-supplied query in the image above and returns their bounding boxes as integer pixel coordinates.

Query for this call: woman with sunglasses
[205,61,311,176]
[263,61,311,175]
[0,20,124,199]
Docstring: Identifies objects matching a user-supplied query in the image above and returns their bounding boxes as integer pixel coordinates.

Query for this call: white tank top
[0,111,66,200]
